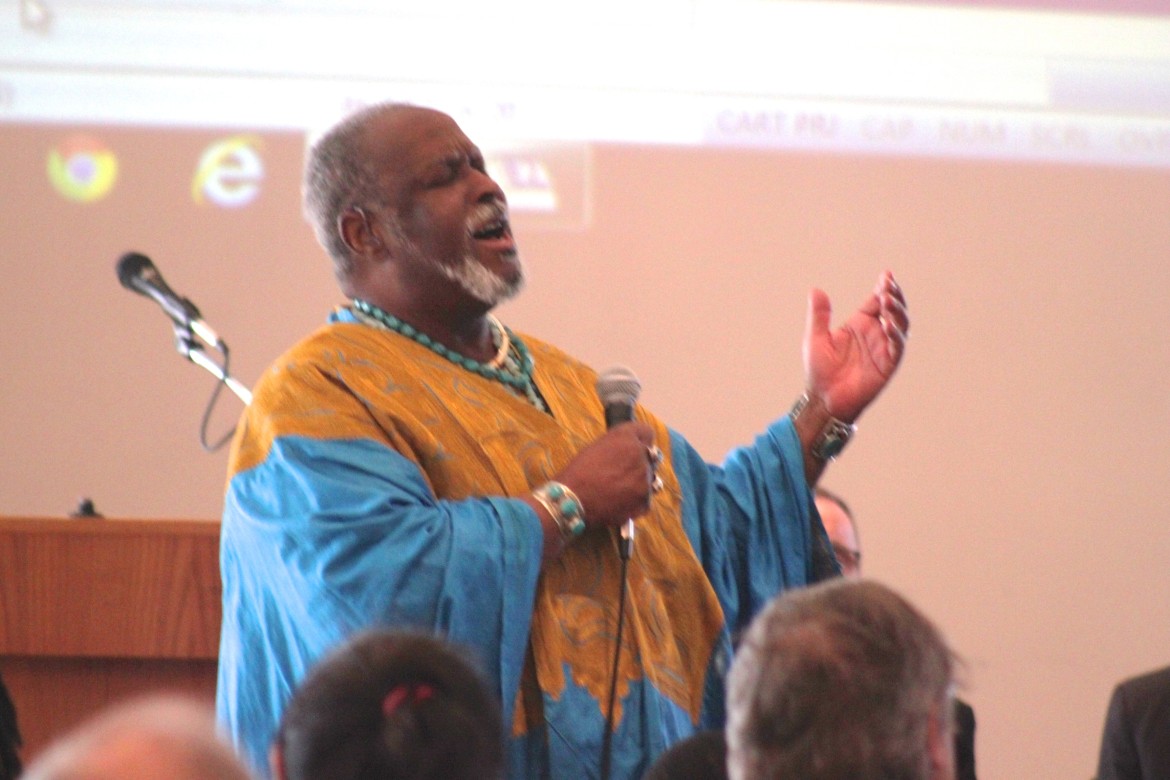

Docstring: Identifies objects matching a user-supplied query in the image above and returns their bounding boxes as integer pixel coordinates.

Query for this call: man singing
[216,102,910,779]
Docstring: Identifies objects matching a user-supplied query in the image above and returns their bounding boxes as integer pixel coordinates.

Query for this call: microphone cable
[196,338,237,453]
[593,366,643,780]
[600,522,634,780]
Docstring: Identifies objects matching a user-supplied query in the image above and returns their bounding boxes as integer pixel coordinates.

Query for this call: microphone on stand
[116,251,222,348]
[115,250,252,412]
[595,366,642,557]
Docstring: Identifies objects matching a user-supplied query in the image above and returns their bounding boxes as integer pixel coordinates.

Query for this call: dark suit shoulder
[1114,665,1170,735]
[1099,665,1170,780]
[1117,665,1170,705]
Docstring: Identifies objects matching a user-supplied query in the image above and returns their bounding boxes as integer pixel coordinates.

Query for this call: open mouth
[472,217,509,241]
[469,204,512,243]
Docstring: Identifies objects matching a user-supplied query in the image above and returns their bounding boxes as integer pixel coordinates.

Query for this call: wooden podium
[0,516,222,764]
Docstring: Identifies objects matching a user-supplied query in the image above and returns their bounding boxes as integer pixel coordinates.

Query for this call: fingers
[648,445,665,494]
[876,271,910,355]
[610,424,656,464]
[878,269,906,307]
[879,294,909,338]
[634,436,665,495]
[877,271,908,325]
[804,287,833,343]
[580,424,664,520]
[616,421,654,447]
[627,427,665,497]
[647,444,663,466]
[618,428,661,515]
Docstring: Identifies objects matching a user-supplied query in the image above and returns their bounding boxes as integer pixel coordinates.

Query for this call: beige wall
[2,126,1168,779]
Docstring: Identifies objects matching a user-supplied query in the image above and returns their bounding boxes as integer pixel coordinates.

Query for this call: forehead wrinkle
[400,138,478,187]
[362,110,451,167]
[437,139,481,166]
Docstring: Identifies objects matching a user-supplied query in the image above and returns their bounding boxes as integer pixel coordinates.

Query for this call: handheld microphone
[595,366,643,780]
[595,366,642,551]
[597,365,641,429]
[116,251,222,347]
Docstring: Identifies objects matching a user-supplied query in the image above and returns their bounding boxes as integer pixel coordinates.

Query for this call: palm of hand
[804,273,908,422]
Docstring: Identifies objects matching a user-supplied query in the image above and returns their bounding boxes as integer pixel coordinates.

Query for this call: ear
[926,701,955,780]
[338,206,384,257]
[269,743,287,780]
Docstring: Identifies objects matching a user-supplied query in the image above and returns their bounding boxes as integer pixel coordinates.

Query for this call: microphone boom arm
[171,321,253,405]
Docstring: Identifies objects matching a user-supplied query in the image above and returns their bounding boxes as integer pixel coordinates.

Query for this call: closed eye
[426,158,462,187]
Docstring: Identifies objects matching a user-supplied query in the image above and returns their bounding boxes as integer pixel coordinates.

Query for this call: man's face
[366,107,524,306]
[815,496,861,577]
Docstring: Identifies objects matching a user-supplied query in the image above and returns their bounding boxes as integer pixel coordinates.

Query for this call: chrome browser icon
[47,134,118,202]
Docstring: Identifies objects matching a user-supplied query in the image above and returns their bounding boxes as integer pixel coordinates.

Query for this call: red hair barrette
[382,683,435,716]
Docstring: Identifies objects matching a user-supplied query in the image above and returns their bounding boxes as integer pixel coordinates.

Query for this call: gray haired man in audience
[814,487,976,778]
[21,694,253,780]
[726,578,957,780]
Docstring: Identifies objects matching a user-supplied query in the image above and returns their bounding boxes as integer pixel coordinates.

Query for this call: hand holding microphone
[595,366,661,554]
[592,368,657,778]
[595,366,663,500]
[544,369,657,515]
[552,423,656,530]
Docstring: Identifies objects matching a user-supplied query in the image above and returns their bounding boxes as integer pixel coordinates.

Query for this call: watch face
[814,421,854,460]
[818,436,847,459]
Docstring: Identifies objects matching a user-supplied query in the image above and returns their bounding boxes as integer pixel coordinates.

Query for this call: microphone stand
[171,321,251,452]
[171,321,252,405]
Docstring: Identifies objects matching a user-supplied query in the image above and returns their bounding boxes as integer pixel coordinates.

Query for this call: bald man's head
[815,487,861,577]
[21,695,252,780]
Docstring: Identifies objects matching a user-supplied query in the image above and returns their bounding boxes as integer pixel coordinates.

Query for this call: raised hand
[802,270,909,422]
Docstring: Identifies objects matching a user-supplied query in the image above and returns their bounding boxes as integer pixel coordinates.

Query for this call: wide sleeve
[669,415,838,640]
[217,433,544,774]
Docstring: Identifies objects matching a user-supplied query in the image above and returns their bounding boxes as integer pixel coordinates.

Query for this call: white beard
[435,250,525,307]
[382,212,525,307]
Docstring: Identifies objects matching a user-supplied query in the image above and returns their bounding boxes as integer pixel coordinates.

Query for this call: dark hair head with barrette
[274,629,503,780]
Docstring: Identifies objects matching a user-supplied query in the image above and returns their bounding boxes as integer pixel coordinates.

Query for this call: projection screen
[2,2,1168,777]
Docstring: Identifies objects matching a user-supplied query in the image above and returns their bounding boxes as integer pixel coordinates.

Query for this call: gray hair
[21,694,253,780]
[302,102,411,276]
[726,579,954,780]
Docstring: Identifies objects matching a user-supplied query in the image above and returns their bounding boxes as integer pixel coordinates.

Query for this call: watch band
[789,393,857,461]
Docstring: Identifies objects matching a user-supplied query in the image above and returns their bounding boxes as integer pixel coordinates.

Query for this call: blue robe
[216,309,834,779]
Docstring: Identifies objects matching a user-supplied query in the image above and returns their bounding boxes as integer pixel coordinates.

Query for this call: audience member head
[643,728,729,780]
[21,694,252,780]
[814,486,861,577]
[271,628,504,780]
[726,579,956,780]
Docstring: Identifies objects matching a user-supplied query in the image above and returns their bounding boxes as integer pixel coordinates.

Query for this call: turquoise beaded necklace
[351,298,547,411]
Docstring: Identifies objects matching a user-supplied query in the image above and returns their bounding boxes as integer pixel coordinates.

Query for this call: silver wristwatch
[789,393,857,461]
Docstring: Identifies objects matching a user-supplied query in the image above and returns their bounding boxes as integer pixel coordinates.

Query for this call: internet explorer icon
[192,135,264,208]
